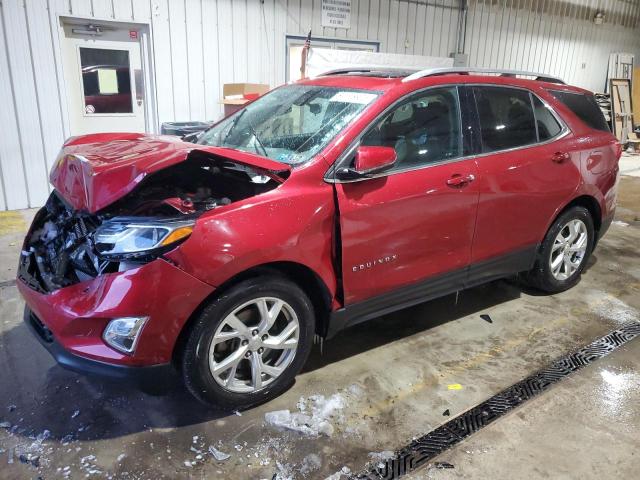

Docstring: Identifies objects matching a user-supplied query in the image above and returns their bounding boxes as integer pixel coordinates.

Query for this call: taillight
[614,142,623,160]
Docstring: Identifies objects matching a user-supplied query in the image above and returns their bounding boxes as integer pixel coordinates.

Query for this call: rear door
[469,86,581,277]
[335,86,480,304]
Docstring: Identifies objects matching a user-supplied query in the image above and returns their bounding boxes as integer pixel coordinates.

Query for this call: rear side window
[473,87,537,152]
[549,90,610,132]
[532,95,562,141]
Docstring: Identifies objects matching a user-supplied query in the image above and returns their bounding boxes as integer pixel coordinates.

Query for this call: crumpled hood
[50,133,290,213]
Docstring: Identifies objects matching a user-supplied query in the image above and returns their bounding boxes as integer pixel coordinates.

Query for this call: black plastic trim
[327,246,537,338]
[352,321,640,479]
[23,307,179,387]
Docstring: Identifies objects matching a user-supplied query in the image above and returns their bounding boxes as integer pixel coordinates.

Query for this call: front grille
[28,311,54,343]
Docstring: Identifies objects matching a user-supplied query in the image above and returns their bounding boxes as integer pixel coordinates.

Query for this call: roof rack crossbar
[402,67,565,84]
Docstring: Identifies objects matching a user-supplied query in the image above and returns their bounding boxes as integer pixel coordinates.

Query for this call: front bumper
[24,306,177,385]
[18,258,215,368]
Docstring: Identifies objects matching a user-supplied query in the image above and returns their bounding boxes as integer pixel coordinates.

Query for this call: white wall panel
[150,0,176,122]
[466,0,640,91]
[186,0,206,121]
[2,0,49,207]
[1,0,639,210]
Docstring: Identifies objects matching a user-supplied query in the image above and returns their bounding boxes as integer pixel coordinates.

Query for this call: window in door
[473,87,537,151]
[80,47,132,114]
[532,95,562,141]
[361,87,462,170]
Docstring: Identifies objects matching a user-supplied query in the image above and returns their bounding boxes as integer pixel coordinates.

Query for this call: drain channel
[352,321,640,480]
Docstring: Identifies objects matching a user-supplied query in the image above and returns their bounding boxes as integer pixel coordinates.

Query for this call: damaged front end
[19,150,285,293]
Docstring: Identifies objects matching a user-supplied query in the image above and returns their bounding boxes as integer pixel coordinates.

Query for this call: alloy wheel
[208,297,299,393]
[549,219,588,281]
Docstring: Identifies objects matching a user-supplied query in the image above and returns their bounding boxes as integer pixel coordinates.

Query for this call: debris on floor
[208,445,231,462]
[300,453,322,475]
[434,461,455,469]
[264,393,346,437]
[325,465,352,479]
[443,409,450,416]
[367,450,395,469]
[612,220,630,227]
[447,384,463,390]
[480,314,493,323]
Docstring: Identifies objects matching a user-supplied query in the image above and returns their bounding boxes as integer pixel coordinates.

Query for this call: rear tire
[523,206,595,293]
[181,275,314,409]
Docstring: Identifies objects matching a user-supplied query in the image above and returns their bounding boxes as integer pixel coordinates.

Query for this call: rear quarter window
[548,90,610,132]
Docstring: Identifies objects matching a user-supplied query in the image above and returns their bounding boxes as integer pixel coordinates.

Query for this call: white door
[61,22,146,135]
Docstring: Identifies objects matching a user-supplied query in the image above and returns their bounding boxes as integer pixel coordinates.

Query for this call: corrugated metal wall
[465,0,640,92]
[0,0,639,211]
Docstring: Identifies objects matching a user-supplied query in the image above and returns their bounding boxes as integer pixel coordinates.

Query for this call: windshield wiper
[221,108,268,157]
[247,121,268,158]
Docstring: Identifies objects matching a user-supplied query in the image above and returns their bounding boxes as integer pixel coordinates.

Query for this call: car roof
[298,69,591,96]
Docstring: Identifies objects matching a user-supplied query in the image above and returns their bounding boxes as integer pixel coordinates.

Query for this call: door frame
[52,15,158,138]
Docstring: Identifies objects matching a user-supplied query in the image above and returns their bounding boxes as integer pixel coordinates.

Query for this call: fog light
[103,317,148,354]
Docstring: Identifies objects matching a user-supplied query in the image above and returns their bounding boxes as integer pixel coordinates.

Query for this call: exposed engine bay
[19,152,282,293]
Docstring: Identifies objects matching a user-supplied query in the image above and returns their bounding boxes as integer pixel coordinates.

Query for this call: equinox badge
[352,254,398,272]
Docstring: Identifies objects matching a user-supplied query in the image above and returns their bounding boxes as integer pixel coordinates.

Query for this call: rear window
[549,90,610,132]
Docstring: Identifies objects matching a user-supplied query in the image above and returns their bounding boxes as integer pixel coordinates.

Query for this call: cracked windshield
[198,85,379,165]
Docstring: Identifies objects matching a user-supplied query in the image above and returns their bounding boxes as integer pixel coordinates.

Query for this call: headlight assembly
[94,218,194,259]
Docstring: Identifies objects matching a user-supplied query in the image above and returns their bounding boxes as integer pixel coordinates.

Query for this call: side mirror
[335,146,397,181]
[354,146,397,174]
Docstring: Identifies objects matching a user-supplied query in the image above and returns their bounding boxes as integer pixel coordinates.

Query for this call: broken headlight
[94,218,194,259]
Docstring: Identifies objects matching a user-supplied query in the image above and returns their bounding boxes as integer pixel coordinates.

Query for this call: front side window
[198,85,379,166]
[360,87,462,170]
[474,87,537,152]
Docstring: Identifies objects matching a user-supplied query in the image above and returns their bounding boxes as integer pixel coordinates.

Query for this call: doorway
[60,20,149,135]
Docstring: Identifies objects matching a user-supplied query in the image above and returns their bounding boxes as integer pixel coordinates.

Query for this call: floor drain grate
[352,321,640,479]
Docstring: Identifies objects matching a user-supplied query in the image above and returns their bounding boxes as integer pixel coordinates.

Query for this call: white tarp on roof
[306,48,454,78]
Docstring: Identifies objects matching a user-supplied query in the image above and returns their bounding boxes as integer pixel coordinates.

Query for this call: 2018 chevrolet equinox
[18,68,621,408]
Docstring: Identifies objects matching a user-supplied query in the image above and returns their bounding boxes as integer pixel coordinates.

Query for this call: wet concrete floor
[1,176,639,479]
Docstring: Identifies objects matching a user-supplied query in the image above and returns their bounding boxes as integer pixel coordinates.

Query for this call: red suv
[18,68,620,408]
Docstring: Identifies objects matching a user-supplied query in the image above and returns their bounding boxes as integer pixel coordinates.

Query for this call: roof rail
[402,67,565,84]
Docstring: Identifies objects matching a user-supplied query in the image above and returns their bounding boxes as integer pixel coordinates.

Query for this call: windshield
[198,85,379,165]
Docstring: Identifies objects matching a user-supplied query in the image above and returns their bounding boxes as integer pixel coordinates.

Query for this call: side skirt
[326,246,538,338]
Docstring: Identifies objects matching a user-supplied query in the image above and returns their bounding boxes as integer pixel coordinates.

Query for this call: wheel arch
[171,261,334,366]
[543,194,602,246]
[558,195,602,233]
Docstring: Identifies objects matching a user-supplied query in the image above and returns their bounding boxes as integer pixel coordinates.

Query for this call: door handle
[446,174,475,187]
[552,151,570,163]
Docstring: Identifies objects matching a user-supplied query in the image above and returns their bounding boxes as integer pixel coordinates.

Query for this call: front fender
[164,180,338,301]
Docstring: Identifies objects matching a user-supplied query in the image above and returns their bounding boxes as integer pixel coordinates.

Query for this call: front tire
[181,275,315,409]
[524,206,595,293]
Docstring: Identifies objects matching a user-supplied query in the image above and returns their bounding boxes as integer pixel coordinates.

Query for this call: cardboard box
[221,83,270,117]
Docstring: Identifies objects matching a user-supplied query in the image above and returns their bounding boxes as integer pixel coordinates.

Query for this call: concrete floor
[1,176,639,480]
